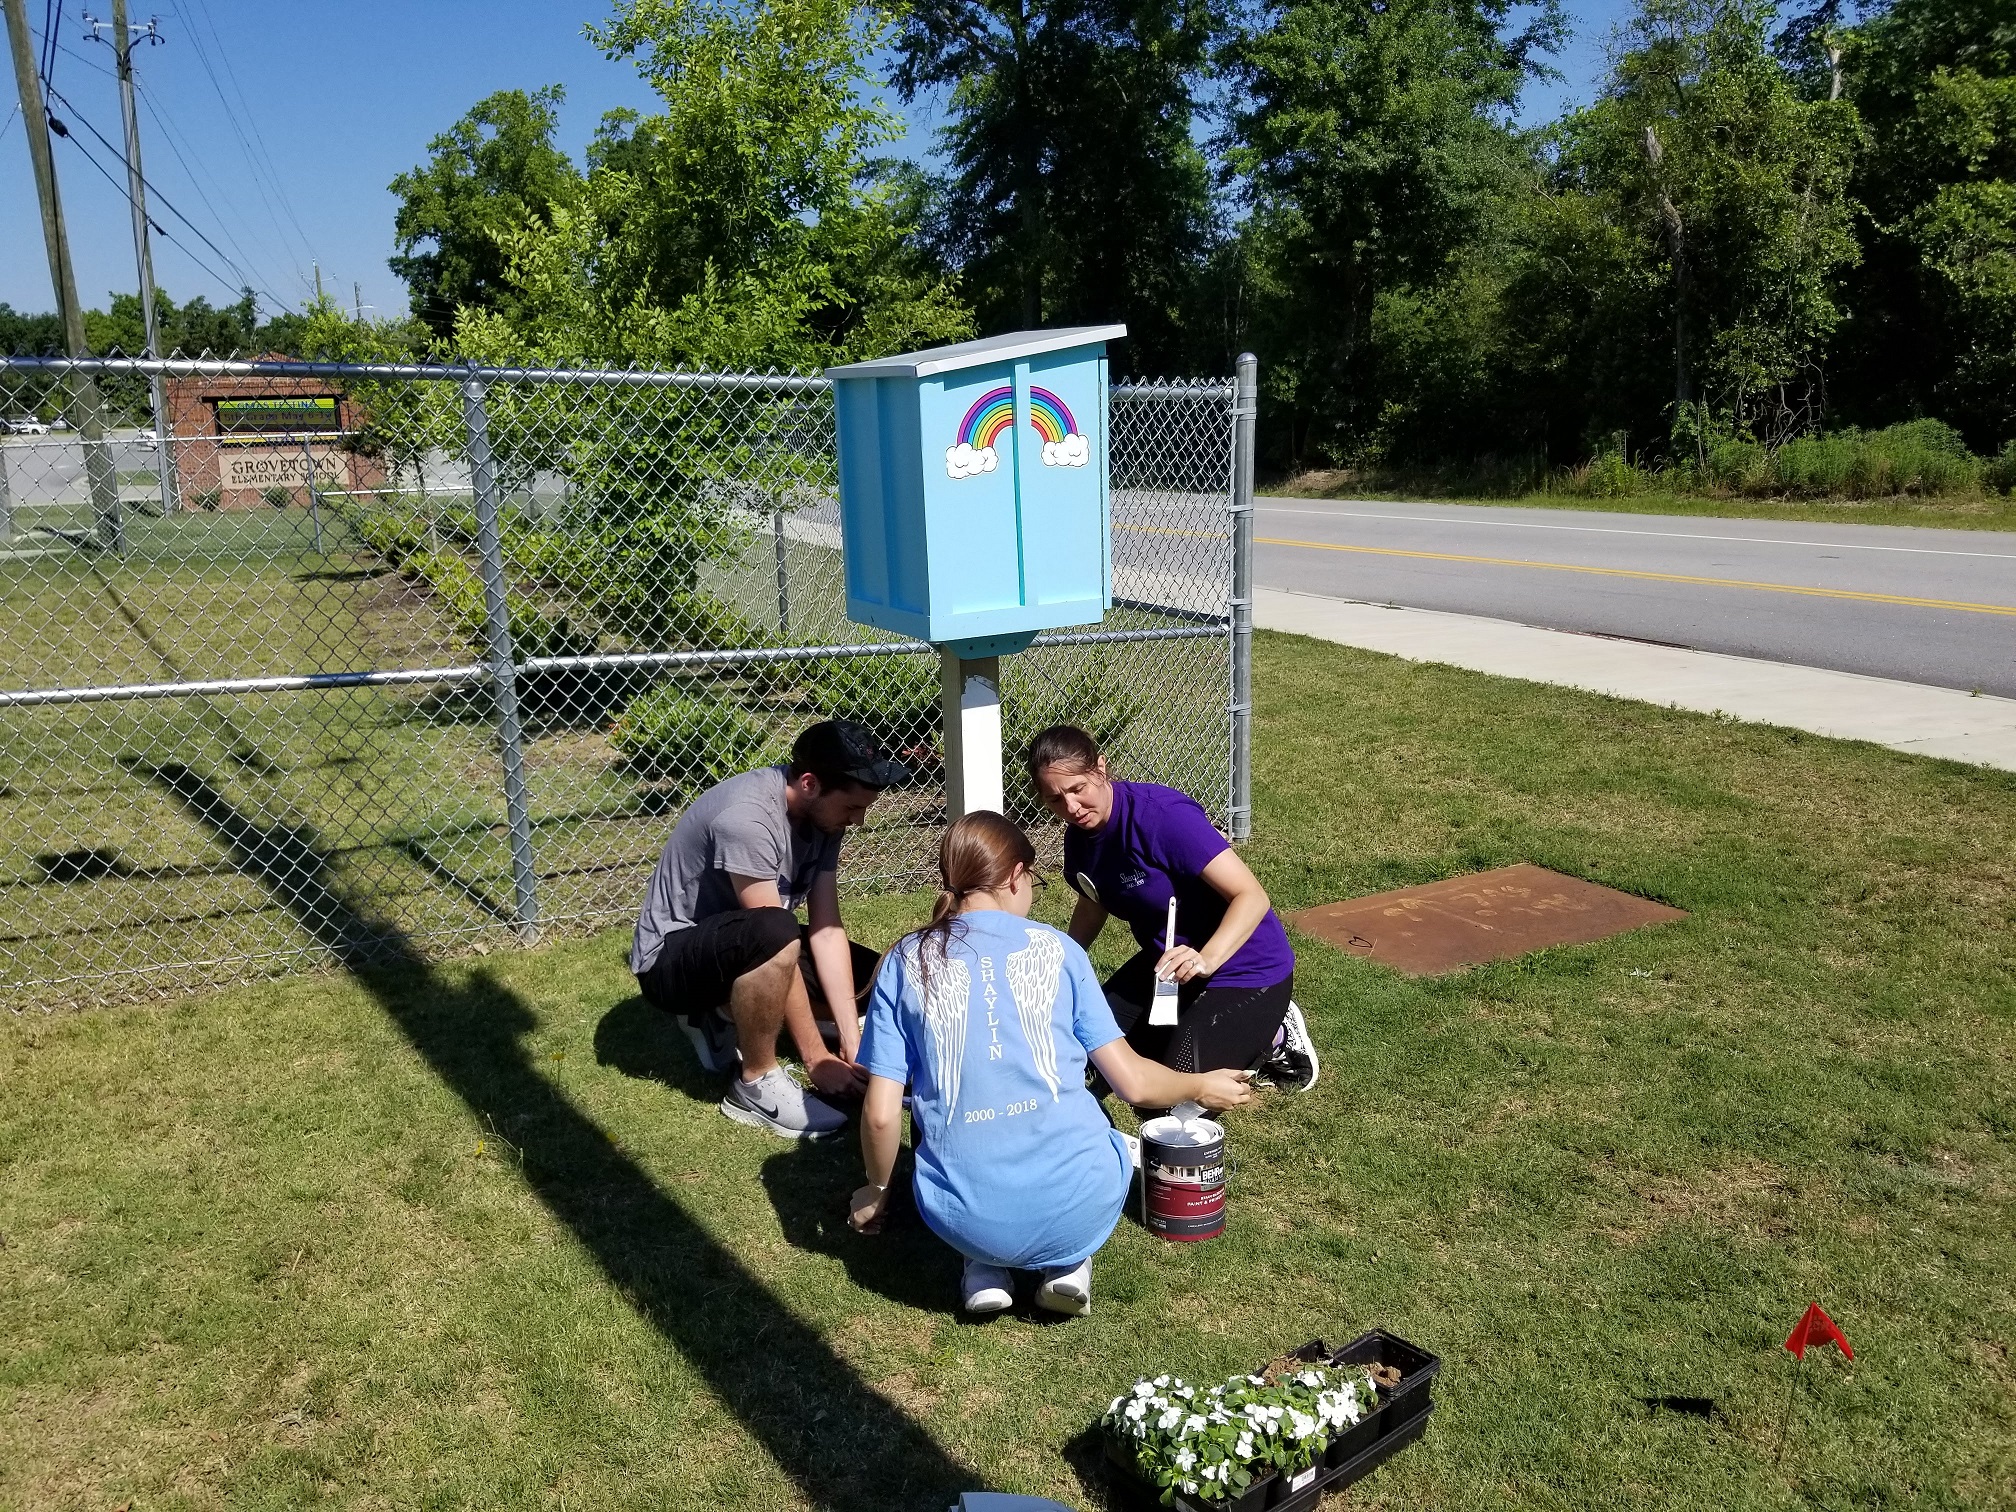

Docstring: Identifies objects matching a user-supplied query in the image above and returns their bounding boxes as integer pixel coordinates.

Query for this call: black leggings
[1102,950,1294,1074]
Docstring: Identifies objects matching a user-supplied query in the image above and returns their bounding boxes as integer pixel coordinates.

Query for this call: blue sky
[1,0,1636,324]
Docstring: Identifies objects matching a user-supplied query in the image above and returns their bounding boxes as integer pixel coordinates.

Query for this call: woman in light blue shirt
[850,811,1252,1316]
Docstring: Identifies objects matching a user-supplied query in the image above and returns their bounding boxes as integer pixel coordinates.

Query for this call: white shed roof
[824,325,1128,380]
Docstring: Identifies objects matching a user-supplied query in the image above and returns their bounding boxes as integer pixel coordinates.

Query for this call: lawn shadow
[758,1136,958,1314]
[151,758,980,1511]
[593,990,723,1104]
[756,1136,1109,1330]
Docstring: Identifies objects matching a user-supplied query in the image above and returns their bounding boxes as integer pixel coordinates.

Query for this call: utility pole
[353,281,362,323]
[4,0,123,550]
[94,0,176,512]
[314,261,323,304]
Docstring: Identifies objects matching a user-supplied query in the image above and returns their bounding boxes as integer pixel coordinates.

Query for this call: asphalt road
[1253,497,2016,698]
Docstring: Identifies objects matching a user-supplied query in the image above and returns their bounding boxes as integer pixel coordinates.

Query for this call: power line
[48,118,250,304]
[132,73,288,309]
[178,1,316,294]
[44,87,297,314]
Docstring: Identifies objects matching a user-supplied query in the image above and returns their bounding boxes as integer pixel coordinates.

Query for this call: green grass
[1270,476,2016,532]
[6,635,2016,1511]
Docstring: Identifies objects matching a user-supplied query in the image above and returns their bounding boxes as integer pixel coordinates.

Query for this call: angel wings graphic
[1005,927,1066,1101]
[903,942,972,1128]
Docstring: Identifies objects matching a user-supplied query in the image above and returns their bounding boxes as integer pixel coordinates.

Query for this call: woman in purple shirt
[1025,726,1317,1091]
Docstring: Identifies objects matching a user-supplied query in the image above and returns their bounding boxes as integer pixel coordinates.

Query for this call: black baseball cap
[790,719,912,789]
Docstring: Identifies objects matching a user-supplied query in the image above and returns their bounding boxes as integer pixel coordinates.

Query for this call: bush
[193,487,221,512]
[349,499,432,565]
[1739,421,1980,499]
[609,686,777,785]
[805,653,941,758]
[262,484,292,509]
[1988,441,2016,496]
[1575,451,1652,498]
[402,546,596,661]
[1004,657,1146,826]
[1707,440,1768,491]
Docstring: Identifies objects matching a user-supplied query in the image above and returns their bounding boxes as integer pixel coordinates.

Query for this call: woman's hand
[1192,1067,1255,1112]
[1155,944,1215,984]
[848,1182,889,1234]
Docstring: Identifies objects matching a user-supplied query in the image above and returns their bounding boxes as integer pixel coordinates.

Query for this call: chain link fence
[0,355,1249,1011]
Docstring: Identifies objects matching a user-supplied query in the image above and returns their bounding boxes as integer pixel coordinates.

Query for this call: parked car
[3,417,51,435]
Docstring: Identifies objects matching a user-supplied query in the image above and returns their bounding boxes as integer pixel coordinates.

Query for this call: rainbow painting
[946,382,1090,477]
[956,387,1018,453]
[1028,387,1077,444]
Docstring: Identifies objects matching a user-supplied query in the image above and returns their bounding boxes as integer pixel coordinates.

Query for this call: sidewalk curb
[1255,587,2016,775]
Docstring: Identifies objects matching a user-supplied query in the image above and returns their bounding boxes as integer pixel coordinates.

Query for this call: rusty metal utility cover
[1287,863,1686,976]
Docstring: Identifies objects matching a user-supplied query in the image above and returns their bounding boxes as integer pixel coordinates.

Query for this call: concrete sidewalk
[1257,586,2016,774]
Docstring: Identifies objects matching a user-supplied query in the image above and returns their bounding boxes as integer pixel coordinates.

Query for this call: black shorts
[636,906,879,1019]
[1103,949,1293,1074]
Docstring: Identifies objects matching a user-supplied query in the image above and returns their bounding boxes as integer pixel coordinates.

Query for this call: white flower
[1175,1449,1196,1471]
[1158,1407,1183,1430]
[1133,1381,1157,1400]
[1108,1395,1125,1415]
[1184,1414,1207,1434]
[1297,1370,1325,1387]
[1181,1481,1198,1495]
[1154,1374,1172,1387]
[1235,1432,1255,1459]
[1124,1398,1148,1422]
[1247,1374,1267,1386]
[1289,1410,1318,1440]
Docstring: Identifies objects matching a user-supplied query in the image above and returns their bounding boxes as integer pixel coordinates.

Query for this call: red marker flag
[1784,1303,1853,1361]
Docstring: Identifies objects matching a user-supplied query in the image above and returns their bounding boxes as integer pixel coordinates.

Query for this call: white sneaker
[962,1259,1014,1314]
[1256,1001,1320,1092]
[1036,1259,1092,1316]
[721,1067,847,1140]
[680,1008,739,1073]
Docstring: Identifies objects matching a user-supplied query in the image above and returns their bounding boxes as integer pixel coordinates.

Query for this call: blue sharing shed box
[826,325,1124,655]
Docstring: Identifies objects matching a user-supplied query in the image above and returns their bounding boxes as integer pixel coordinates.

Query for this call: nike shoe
[681,1008,739,1074]
[1254,1001,1319,1092]
[1036,1259,1093,1316]
[962,1259,1014,1315]
[721,1067,847,1140]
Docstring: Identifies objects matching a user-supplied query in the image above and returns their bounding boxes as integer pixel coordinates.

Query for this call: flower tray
[1100,1330,1440,1511]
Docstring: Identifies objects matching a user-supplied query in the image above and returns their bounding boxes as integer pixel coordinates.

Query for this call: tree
[1503,1,1861,459]
[1828,0,2016,445]
[1220,0,1564,464]
[890,0,1216,371]
[83,288,259,356]
[447,0,969,371]
[389,87,582,337]
[0,304,64,357]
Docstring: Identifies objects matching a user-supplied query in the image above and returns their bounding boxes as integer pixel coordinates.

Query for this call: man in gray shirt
[632,719,909,1138]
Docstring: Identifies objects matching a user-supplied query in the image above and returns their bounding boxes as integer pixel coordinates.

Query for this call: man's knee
[746,907,801,974]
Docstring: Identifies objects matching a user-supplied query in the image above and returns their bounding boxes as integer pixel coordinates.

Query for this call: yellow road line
[1247,535,2016,619]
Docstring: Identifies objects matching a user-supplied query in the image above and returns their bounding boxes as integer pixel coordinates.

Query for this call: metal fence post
[1228,352,1258,841]
[773,503,791,633]
[461,374,541,941]
[0,433,12,545]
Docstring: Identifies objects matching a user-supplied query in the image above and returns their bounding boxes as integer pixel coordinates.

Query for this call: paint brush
[1150,894,1180,1026]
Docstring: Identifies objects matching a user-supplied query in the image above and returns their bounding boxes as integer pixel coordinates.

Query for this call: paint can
[1140,1114,1226,1242]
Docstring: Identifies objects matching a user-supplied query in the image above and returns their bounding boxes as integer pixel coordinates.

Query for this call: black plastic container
[1321,1329,1442,1470]
[1099,1330,1440,1511]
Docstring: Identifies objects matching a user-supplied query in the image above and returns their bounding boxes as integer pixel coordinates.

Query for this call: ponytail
[902,811,1037,994]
